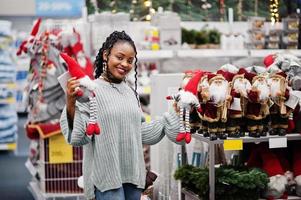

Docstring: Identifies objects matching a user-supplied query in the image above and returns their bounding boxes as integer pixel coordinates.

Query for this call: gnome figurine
[60,53,100,136]
[166,71,203,144]
[261,149,288,199]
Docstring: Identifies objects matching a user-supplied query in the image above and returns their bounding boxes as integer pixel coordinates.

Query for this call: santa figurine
[60,53,100,136]
[245,72,270,137]
[197,72,210,137]
[226,68,251,137]
[201,71,231,140]
[268,71,292,136]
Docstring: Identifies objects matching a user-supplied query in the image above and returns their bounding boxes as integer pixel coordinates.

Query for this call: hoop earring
[103,61,107,73]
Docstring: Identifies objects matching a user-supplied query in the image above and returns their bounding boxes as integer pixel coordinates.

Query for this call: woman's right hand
[66,77,80,122]
[66,77,80,106]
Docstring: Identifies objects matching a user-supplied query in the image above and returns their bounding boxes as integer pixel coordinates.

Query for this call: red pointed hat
[262,151,284,177]
[263,54,275,68]
[31,18,42,37]
[244,71,256,83]
[208,72,225,84]
[271,71,287,80]
[184,71,204,95]
[223,71,235,82]
[60,53,86,79]
[237,68,247,75]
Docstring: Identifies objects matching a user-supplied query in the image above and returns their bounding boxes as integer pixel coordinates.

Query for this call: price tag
[145,114,151,123]
[143,86,151,94]
[269,137,287,149]
[223,140,243,151]
[49,134,73,164]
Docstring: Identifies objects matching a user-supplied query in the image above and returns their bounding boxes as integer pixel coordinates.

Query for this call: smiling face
[103,41,135,81]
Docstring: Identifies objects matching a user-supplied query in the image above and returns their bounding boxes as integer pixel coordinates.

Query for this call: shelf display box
[248,16,265,30]
[38,135,83,194]
[267,30,281,49]
[282,17,299,49]
[247,17,266,49]
[151,12,181,50]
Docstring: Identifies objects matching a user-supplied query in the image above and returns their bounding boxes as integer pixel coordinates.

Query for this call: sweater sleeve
[60,101,92,146]
[141,110,182,145]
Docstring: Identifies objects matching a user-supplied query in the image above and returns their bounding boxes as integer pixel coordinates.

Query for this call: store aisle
[0,114,34,200]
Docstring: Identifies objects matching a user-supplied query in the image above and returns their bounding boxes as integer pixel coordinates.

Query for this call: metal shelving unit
[180,133,301,200]
[28,181,84,200]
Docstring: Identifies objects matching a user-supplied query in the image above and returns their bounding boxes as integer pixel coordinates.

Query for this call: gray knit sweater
[60,78,180,199]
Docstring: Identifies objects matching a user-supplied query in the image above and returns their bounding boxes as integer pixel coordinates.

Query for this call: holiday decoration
[226,68,251,137]
[268,71,292,136]
[201,71,231,140]
[245,72,270,137]
[167,71,203,144]
[60,53,100,136]
[174,164,268,200]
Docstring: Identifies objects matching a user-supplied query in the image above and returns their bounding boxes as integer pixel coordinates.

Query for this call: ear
[102,50,108,62]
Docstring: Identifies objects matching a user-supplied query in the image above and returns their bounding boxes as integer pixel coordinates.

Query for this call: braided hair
[94,31,140,106]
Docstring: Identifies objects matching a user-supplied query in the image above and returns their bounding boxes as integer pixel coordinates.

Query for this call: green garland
[174,165,269,200]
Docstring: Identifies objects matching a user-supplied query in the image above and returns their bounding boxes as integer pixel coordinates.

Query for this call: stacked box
[282,17,299,49]
[151,11,181,50]
[247,17,266,49]
[267,29,281,49]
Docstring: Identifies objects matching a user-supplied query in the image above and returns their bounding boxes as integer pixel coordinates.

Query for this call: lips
[116,67,127,75]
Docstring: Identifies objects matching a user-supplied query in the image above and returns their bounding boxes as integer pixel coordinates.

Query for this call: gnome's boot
[269,128,278,136]
[239,131,246,137]
[210,133,217,141]
[278,128,287,136]
[218,132,227,140]
[249,131,260,138]
[203,131,210,137]
[260,130,267,137]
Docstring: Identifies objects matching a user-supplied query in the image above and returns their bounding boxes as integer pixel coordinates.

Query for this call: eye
[116,56,123,60]
[128,59,133,64]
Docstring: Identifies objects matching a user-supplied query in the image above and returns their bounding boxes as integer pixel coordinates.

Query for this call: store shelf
[0,142,16,150]
[177,49,249,58]
[192,133,301,144]
[187,133,301,200]
[181,188,200,200]
[249,49,301,57]
[137,49,301,59]
[182,187,300,200]
[137,50,174,60]
[28,181,84,200]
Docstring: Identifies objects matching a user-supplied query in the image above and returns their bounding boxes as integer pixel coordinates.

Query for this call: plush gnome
[17,18,41,56]
[166,71,203,144]
[261,149,288,199]
[60,53,100,136]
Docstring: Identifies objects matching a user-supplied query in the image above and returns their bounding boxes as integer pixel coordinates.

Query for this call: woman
[60,31,181,200]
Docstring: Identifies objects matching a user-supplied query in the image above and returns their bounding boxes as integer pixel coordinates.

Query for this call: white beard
[268,175,287,195]
[209,80,228,104]
[270,79,281,98]
[233,78,251,97]
[253,80,270,101]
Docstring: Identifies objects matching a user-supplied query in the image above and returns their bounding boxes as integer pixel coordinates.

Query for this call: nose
[121,60,129,68]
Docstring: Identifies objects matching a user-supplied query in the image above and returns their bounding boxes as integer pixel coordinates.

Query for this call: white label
[229,97,241,111]
[57,71,71,93]
[269,137,287,149]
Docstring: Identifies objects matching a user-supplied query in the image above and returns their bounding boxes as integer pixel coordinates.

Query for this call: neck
[101,71,123,84]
